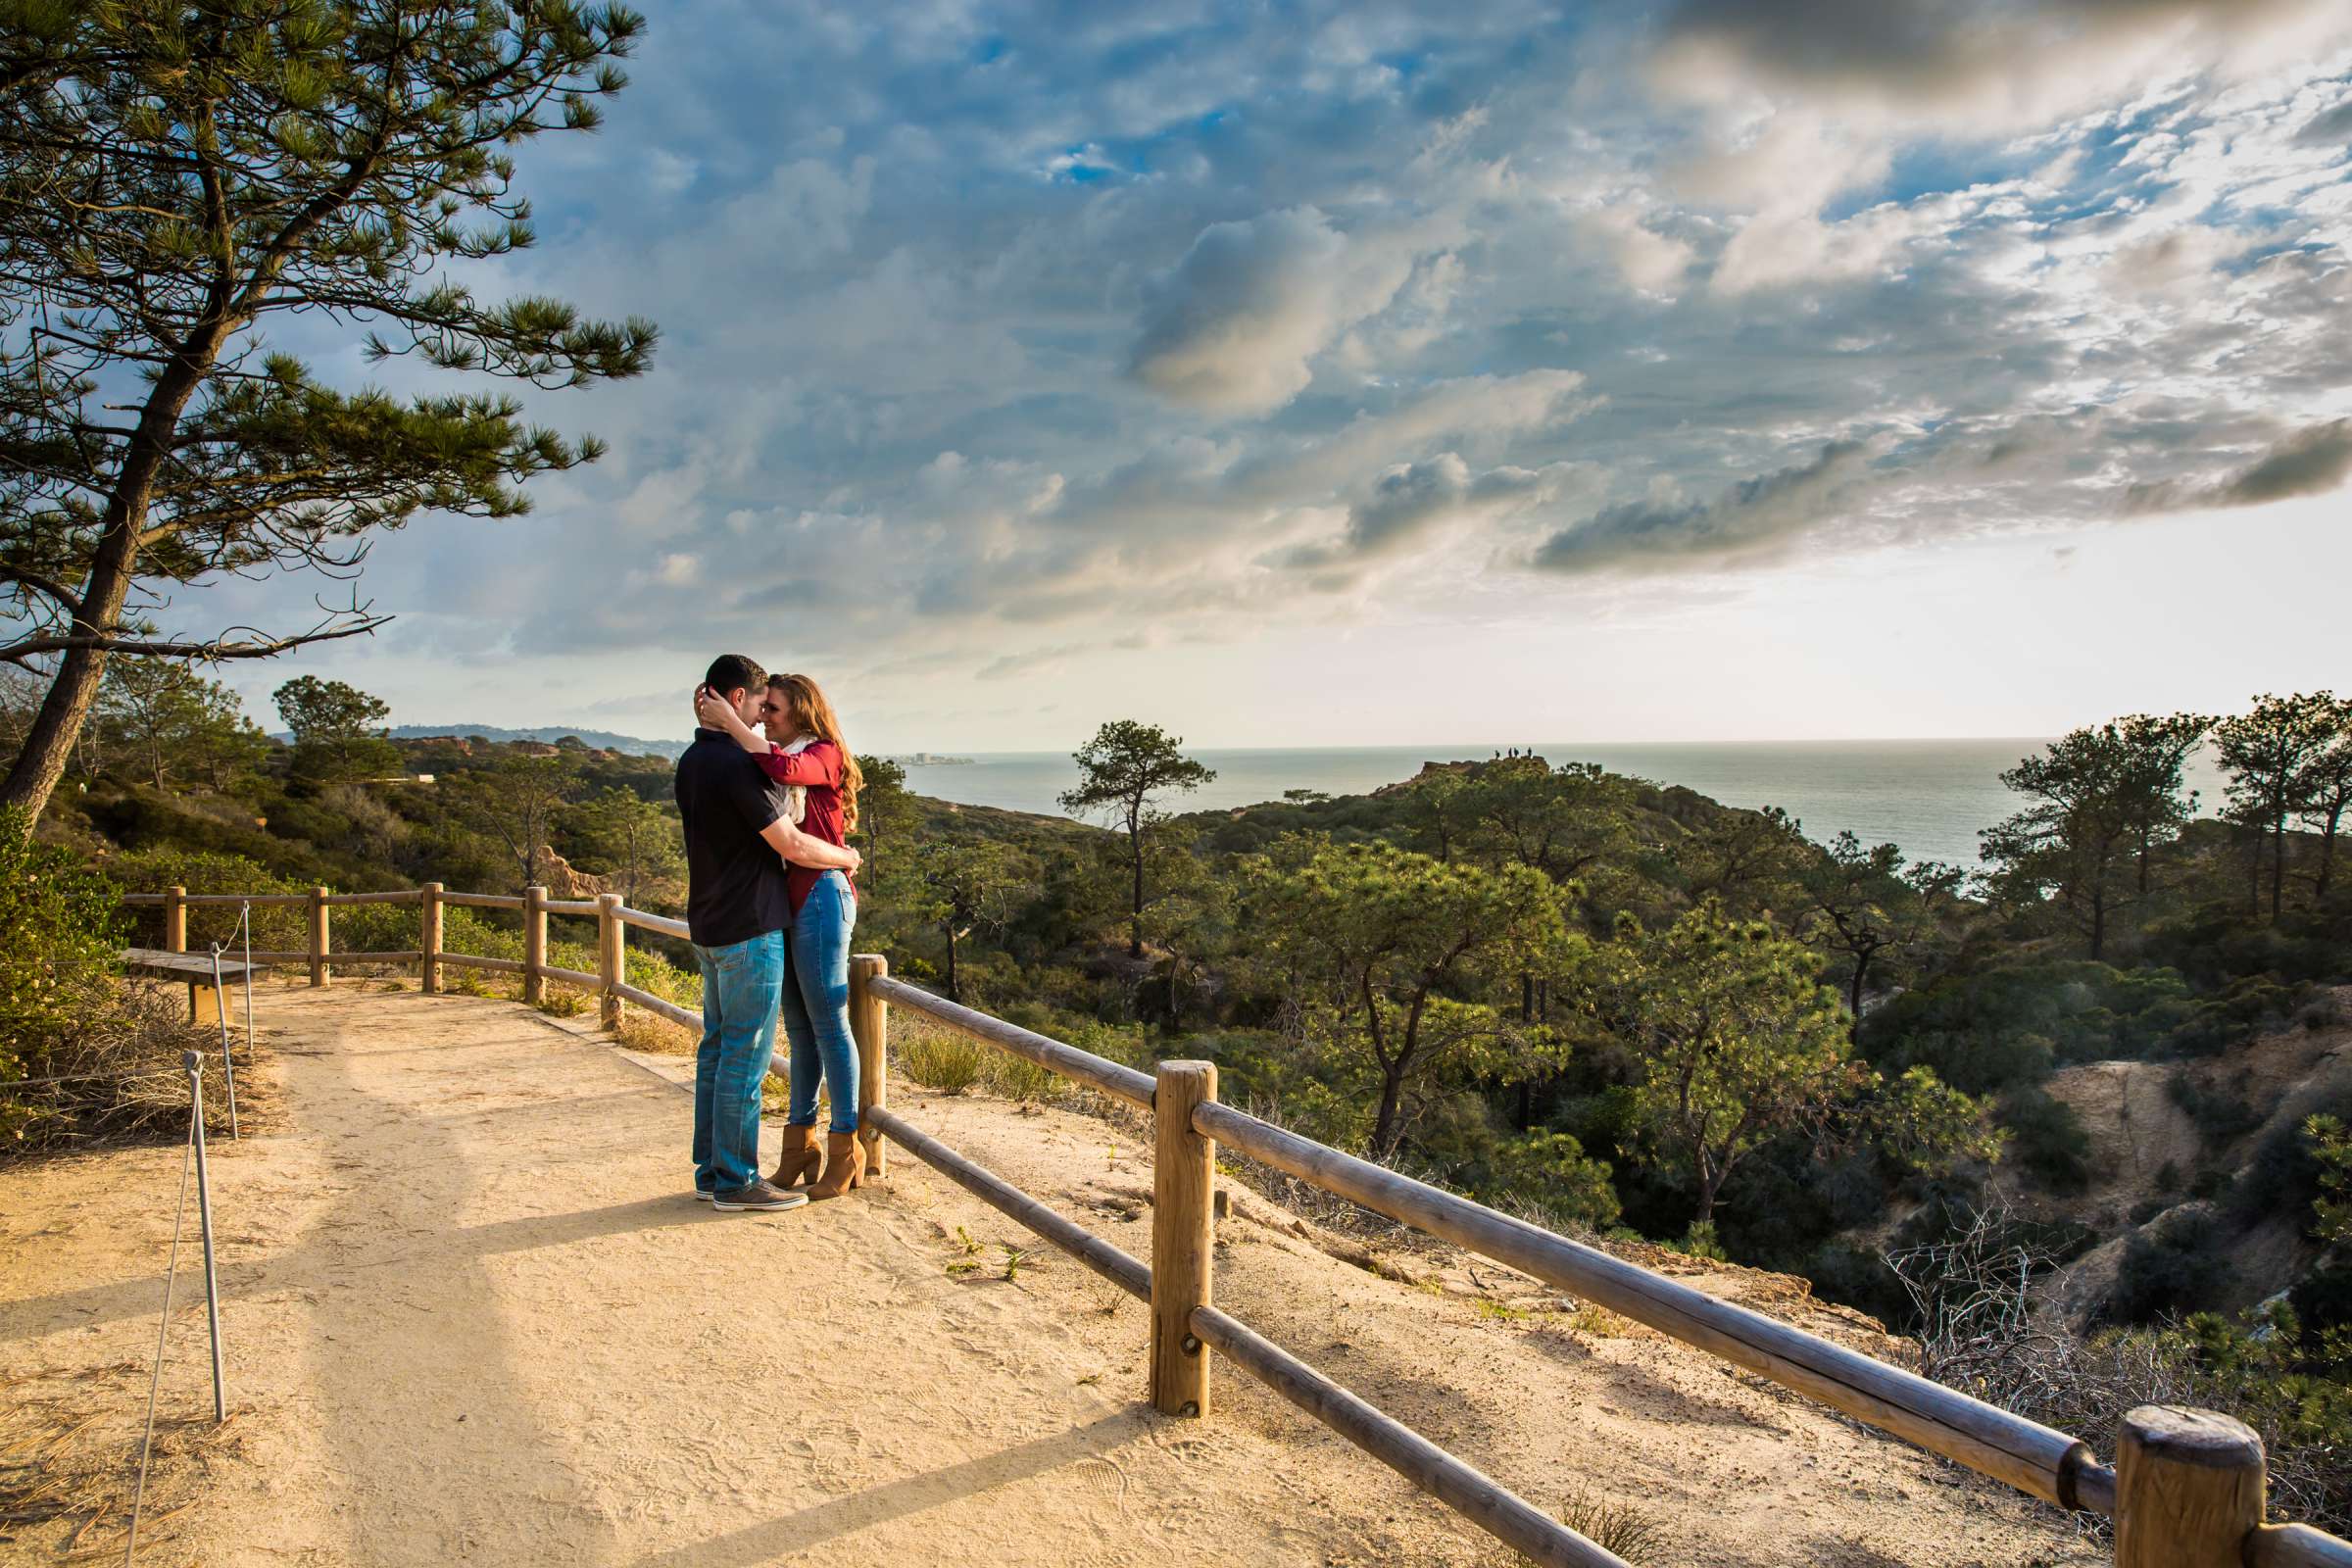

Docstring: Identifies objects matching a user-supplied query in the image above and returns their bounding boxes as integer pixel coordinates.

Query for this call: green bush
[2166,1073,2263,1144]
[101,847,306,949]
[2,811,127,1091]
[1997,1086,2093,1193]
[1,809,216,1147]
[1480,1128,1620,1232]
[2110,1207,2230,1324]
[2233,1092,2352,1224]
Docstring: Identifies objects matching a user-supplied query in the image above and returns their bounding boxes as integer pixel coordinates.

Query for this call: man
[675,654,861,1211]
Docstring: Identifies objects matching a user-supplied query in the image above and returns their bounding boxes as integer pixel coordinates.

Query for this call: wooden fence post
[522,885,548,1006]
[598,893,624,1030]
[2114,1405,2264,1568]
[1152,1059,1217,1418]
[309,886,329,987]
[165,886,187,954]
[420,883,443,994]
[850,955,888,1177]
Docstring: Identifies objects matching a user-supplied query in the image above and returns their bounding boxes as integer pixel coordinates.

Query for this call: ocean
[898,740,2230,869]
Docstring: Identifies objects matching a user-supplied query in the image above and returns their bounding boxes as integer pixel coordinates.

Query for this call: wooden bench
[122,948,260,1027]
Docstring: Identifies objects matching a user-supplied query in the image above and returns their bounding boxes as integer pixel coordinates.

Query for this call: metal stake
[184,1052,227,1423]
[210,945,239,1139]
[240,901,254,1084]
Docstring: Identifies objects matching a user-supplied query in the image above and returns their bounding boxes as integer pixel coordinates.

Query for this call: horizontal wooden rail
[542,899,601,916]
[120,893,165,905]
[1195,1101,2106,1511]
[615,906,690,939]
[539,963,601,989]
[239,950,310,963]
[867,976,1155,1110]
[179,892,305,906]
[319,890,423,906]
[1191,1304,1623,1568]
[331,950,422,963]
[614,981,697,1030]
[866,1106,1151,1300]
[2254,1524,2352,1568]
[439,953,526,975]
[440,892,525,910]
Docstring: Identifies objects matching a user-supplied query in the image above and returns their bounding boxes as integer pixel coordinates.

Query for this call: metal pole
[210,945,239,1140]
[183,1052,226,1423]
[240,900,254,1080]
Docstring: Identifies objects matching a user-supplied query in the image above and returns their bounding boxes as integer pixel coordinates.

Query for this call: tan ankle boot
[808,1131,863,1200]
[769,1125,822,1189]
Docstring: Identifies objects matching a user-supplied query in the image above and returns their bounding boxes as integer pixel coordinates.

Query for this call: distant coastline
[893,740,2230,868]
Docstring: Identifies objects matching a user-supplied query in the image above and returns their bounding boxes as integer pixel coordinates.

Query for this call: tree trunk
[2088,890,2106,962]
[1128,826,1146,959]
[1692,1168,1722,1230]
[1847,953,1871,1036]
[1370,1067,1405,1160]
[2271,814,2287,923]
[0,572,134,821]
[2318,807,2342,903]
[944,922,960,1003]
[0,318,230,825]
[1515,1079,1533,1132]
[1520,973,1534,1022]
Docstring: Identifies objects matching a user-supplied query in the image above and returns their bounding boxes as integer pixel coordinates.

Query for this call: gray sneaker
[692,1188,714,1201]
[711,1179,808,1212]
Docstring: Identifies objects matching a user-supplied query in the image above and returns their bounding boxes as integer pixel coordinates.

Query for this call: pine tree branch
[0,612,387,665]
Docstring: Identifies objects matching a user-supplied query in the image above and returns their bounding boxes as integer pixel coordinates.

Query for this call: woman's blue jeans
[690,930,783,1194]
[780,871,859,1134]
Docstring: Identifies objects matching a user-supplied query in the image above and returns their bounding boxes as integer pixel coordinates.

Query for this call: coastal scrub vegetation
[7,674,2352,1530]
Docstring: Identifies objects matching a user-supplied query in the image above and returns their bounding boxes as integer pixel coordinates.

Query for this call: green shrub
[2110,1207,2230,1324]
[2,810,127,1091]
[2233,1092,2352,1223]
[2166,1073,2263,1144]
[898,1017,987,1094]
[1480,1129,1621,1233]
[2,808,218,1147]
[1997,1086,2093,1193]
[100,847,306,949]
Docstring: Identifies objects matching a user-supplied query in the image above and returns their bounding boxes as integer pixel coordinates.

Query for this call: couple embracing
[674,654,867,1213]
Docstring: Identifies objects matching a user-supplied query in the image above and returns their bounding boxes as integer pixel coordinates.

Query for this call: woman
[695,673,865,1200]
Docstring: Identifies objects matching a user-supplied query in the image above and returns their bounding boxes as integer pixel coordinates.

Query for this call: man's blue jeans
[780,871,859,1134]
[691,930,784,1194]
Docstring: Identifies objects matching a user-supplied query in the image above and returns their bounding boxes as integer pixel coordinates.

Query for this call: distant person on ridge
[695,672,866,1200]
[674,654,860,1212]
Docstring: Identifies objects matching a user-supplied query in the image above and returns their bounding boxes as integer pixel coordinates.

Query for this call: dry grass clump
[616,1006,696,1057]
[0,1362,251,1559]
[1530,1486,1664,1565]
[4,980,236,1152]
[898,1014,1069,1102]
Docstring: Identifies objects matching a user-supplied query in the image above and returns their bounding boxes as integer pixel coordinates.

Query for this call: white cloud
[1128,207,1432,414]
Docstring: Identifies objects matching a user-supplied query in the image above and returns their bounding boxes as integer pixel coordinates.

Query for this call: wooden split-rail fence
[120,883,2352,1568]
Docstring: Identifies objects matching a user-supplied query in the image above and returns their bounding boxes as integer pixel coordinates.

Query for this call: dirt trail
[0,980,2096,1567]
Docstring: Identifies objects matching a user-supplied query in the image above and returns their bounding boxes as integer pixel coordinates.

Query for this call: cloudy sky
[206,0,2352,749]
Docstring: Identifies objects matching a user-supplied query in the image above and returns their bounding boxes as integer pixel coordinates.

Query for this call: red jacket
[751,738,858,915]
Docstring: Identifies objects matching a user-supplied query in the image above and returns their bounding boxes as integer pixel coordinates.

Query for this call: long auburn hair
[767,672,862,833]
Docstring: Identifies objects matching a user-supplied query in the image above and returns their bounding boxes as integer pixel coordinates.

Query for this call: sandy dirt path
[1,979,2098,1567]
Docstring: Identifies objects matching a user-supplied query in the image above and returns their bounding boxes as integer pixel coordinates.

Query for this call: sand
[0,978,2099,1567]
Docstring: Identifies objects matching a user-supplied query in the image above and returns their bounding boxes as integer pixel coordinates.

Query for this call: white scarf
[777,734,814,824]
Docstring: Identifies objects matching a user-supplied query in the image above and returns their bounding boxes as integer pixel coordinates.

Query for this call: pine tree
[1058,720,1214,958]
[0,0,657,824]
